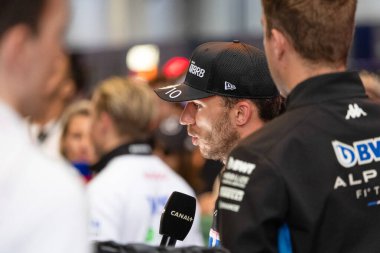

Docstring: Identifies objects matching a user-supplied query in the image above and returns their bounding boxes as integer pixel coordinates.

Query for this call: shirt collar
[91,140,153,173]
[286,71,366,111]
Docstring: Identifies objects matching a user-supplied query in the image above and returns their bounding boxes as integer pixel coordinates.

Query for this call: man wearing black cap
[155,40,283,246]
[155,41,282,164]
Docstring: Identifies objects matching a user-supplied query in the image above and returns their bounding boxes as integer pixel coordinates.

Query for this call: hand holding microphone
[159,191,196,247]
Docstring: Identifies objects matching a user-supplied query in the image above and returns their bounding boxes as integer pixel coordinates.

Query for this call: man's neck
[100,133,134,157]
[34,106,62,125]
[0,84,22,117]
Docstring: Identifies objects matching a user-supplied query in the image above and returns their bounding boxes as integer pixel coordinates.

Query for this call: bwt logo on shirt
[227,157,256,175]
[332,138,380,168]
[188,61,205,78]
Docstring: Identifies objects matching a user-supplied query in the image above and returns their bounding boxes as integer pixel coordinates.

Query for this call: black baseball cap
[154,40,278,102]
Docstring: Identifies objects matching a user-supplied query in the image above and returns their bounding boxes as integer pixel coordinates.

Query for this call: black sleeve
[217,146,288,253]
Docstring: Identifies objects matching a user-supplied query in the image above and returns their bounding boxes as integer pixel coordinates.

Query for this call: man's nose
[180,102,196,126]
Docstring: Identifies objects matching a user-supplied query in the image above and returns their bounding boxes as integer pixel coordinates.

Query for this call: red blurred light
[162,57,189,80]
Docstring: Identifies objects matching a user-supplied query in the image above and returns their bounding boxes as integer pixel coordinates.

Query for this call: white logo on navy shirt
[345,103,367,120]
[227,157,256,175]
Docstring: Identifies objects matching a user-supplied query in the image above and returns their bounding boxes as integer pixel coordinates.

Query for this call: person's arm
[218,147,288,253]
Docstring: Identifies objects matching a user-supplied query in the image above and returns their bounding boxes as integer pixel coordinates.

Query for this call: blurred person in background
[150,72,204,195]
[155,41,283,247]
[0,0,89,252]
[60,100,97,182]
[215,0,380,252]
[28,51,77,161]
[153,110,204,194]
[359,70,380,101]
[87,76,204,246]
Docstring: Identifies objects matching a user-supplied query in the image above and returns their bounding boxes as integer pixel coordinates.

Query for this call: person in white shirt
[88,77,204,246]
[0,0,89,253]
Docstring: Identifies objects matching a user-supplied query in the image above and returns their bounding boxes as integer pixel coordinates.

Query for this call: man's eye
[193,102,202,110]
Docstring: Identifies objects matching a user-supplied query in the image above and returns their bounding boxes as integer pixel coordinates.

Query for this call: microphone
[159,191,196,247]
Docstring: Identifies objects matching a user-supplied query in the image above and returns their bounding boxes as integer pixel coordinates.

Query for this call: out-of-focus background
[22,1,380,245]
[66,0,380,95]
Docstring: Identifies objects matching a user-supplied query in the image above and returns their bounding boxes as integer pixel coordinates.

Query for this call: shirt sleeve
[218,146,288,253]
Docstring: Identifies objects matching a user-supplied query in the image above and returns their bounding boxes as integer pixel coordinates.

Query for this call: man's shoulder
[238,112,301,152]
[1,144,86,215]
[30,151,85,195]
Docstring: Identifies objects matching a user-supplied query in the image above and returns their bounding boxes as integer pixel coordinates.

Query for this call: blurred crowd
[1,0,380,253]
[24,43,380,248]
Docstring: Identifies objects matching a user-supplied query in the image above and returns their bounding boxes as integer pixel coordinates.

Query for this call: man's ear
[99,111,113,132]
[0,25,32,72]
[234,101,255,126]
[269,28,288,61]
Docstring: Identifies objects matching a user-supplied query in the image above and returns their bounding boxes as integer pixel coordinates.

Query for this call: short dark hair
[262,0,357,67]
[222,96,285,122]
[0,0,47,38]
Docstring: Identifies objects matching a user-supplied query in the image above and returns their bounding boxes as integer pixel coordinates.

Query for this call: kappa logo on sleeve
[345,103,367,120]
[332,138,380,168]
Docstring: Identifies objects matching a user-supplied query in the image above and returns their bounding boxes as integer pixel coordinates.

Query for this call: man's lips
[187,128,199,145]
[191,136,199,146]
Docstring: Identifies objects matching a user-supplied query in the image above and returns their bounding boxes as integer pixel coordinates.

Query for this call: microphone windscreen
[159,191,196,241]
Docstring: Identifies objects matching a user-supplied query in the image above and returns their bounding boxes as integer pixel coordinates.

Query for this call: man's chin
[199,146,224,162]
[198,146,210,158]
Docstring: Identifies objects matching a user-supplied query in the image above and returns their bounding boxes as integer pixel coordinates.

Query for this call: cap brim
[154,83,213,102]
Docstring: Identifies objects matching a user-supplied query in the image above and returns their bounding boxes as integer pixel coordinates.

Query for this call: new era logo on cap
[154,40,278,102]
[225,81,236,91]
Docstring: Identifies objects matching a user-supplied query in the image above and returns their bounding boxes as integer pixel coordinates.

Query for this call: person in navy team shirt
[217,1,380,252]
